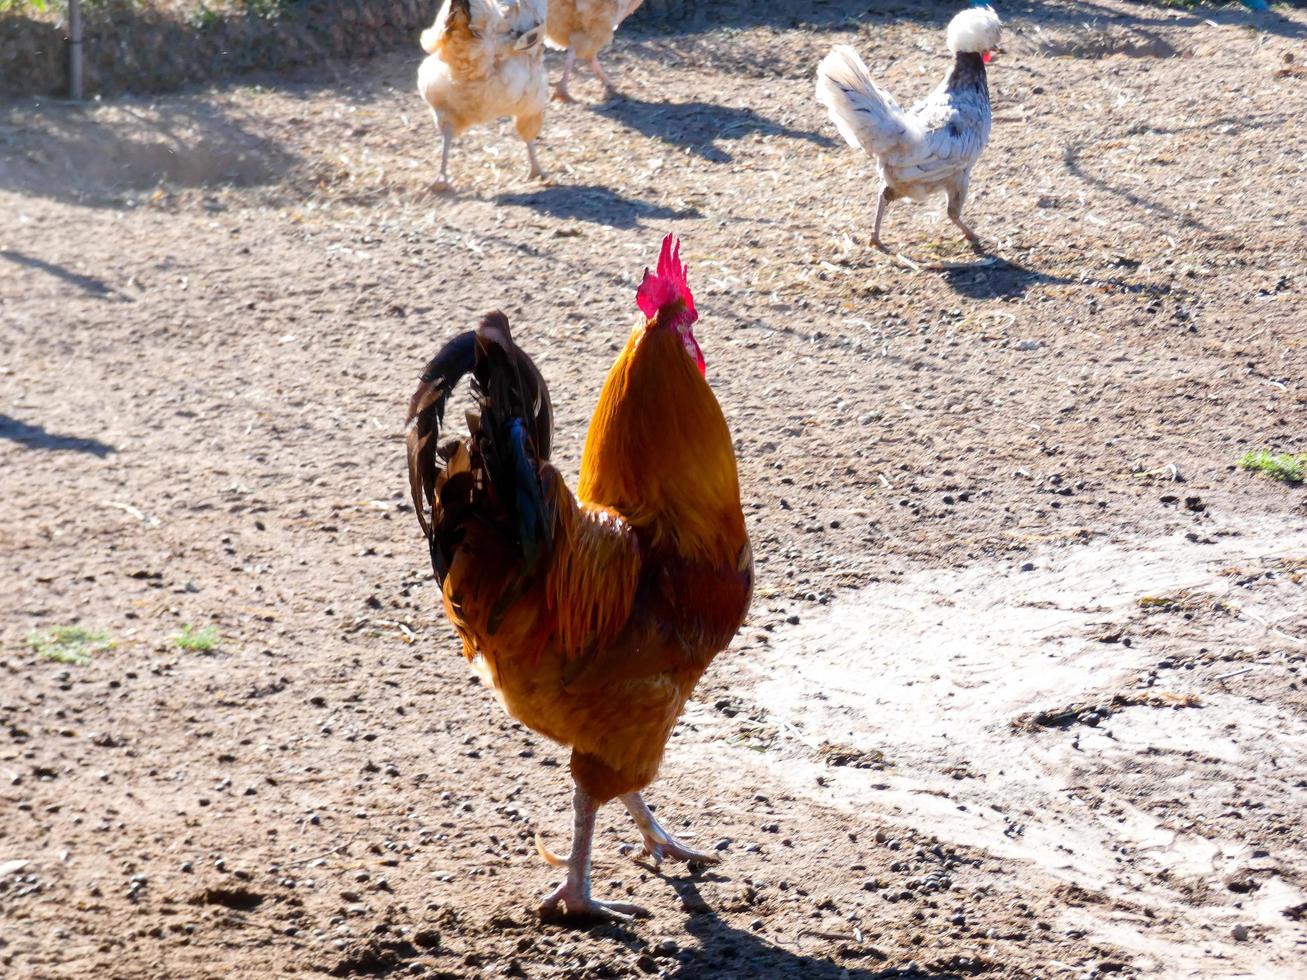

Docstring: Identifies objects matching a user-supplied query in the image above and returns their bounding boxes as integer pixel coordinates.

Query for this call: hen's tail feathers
[815,45,911,161]
[405,312,556,588]
[420,0,470,54]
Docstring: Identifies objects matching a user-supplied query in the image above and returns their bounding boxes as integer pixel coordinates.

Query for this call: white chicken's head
[947,6,1002,61]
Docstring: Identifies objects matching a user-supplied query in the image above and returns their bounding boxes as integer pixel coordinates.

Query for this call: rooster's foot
[552,87,577,104]
[621,792,719,869]
[538,878,648,923]
[636,831,719,868]
[426,178,454,195]
[600,86,624,103]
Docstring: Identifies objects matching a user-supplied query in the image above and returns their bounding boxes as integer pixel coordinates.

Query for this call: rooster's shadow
[551,874,970,979]
[659,877,969,978]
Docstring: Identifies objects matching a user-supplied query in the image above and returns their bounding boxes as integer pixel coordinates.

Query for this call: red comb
[636,233,696,324]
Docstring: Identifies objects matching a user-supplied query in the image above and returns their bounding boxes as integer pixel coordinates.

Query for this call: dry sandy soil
[2,1,1306,977]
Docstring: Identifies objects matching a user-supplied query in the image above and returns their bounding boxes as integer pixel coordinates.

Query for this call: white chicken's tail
[815,45,911,162]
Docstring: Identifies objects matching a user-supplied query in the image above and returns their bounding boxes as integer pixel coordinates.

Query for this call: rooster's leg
[620,792,720,867]
[539,785,648,921]
[553,49,577,103]
[589,57,621,101]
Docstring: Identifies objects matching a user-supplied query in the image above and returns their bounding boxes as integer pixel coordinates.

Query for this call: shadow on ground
[0,98,295,205]
[593,97,833,163]
[0,415,117,458]
[631,0,1306,42]
[494,184,701,229]
[0,250,126,301]
[940,255,1084,301]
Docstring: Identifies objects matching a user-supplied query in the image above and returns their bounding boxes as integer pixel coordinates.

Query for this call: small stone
[1232,924,1249,941]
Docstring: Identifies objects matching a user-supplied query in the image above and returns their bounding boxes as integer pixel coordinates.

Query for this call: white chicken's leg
[429,115,454,193]
[553,48,577,103]
[539,785,648,921]
[871,184,896,249]
[590,56,621,101]
[620,792,720,867]
[946,184,980,244]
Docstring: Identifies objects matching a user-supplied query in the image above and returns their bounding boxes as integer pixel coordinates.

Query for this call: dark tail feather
[471,313,554,560]
[405,312,557,603]
[406,330,477,537]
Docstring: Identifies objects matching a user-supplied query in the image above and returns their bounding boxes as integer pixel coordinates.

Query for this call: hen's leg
[620,792,720,867]
[553,48,577,103]
[428,114,454,193]
[589,56,621,101]
[539,785,648,921]
[525,140,546,181]
[870,184,895,249]
[946,184,980,243]
[515,111,547,182]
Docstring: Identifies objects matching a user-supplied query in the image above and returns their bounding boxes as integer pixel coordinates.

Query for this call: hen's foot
[426,178,454,195]
[538,878,648,923]
[881,249,924,273]
[600,86,624,102]
[551,86,576,104]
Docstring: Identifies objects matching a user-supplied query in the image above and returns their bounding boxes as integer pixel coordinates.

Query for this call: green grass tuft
[28,626,114,666]
[1238,450,1306,485]
[173,624,220,652]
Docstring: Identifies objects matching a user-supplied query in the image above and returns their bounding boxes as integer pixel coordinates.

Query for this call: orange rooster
[406,235,752,919]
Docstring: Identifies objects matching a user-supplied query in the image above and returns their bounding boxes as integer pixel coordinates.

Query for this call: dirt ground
[2,1,1306,977]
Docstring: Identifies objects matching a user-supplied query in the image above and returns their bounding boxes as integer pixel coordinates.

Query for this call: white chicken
[816,6,1002,250]
[417,0,549,191]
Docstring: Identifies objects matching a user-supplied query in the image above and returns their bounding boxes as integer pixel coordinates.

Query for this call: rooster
[816,6,1002,250]
[405,235,753,919]
[417,0,549,191]
[545,0,646,103]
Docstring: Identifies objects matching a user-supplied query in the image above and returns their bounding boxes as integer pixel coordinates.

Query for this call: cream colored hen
[417,0,549,190]
[546,0,646,102]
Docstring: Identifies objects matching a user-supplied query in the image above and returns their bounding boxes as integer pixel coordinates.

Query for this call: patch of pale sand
[732,519,1307,975]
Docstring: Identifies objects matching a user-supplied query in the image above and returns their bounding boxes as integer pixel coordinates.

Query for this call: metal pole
[68,0,83,101]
